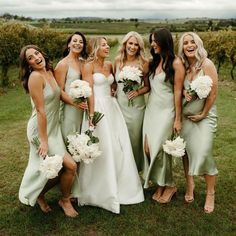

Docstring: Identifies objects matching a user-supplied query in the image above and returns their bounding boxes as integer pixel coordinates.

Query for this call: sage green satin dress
[142,72,175,188]
[181,70,218,176]
[19,78,80,206]
[115,69,145,172]
[60,67,84,142]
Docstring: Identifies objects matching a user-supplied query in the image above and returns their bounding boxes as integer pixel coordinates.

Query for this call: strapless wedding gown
[77,73,144,214]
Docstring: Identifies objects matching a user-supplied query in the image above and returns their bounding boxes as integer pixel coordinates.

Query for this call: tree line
[0,22,235,88]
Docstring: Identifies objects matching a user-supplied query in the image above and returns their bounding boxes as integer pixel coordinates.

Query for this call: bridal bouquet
[67,111,104,164]
[31,137,63,179]
[69,79,92,104]
[184,75,213,106]
[163,134,186,158]
[118,65,142,106]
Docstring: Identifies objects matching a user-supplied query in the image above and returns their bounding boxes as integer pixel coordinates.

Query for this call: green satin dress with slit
[142,72,175,188]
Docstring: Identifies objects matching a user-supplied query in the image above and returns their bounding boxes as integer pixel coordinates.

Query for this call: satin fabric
[60,67,84,143]
[142,72,175,188]
[181,70,218,176]
[77,72,144,214]
[19,78,80,206]
[115,68,145,172]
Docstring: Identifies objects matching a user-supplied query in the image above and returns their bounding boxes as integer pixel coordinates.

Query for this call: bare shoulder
[105,61,113,71]
[55,58,68,70]
[173,56,183,67]
[202,58,215,69]
[84,61,94,70]
[28,71,44,88]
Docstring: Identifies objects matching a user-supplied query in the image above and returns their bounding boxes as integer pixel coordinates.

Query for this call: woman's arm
[54,61,87,110]
[28,72,48,157]
[188,58,218,122]
[173,57,185,133]
[82,62,95,124]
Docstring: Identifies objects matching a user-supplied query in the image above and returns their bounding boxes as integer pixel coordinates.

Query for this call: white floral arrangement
[163,135,186,158]
[67,132,102,164]
[39,155,63,179]
[118,66,142,106]
[190,75,213,99]
[67,112,104,164]
[31,137,63,179]
[69,79,92,103]
[185,75,213,107]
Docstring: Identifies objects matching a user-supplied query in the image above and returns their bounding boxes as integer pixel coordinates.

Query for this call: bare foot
[204,192,215,213]
[59,198,79,218]
[158,186,177,204]
[152,186,164,202]
[185,183,195,203]
[37,195,51,213]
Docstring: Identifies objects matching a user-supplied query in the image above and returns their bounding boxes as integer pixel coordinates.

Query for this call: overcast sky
[0,0,235,19]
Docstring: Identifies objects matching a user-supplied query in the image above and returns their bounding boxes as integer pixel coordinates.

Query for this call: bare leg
[144,134,150,162]
[152,186,165,202]
[158,186,177,204]
[183,156,195,203]
[59,153,78,217]
[144,135,166,202]
[37,176,60,213]
[204,175,216,213]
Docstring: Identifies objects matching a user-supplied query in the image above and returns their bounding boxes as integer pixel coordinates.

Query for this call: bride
[77,36,144,214]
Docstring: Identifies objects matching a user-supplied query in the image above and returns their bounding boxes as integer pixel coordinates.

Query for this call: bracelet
[89,114,94,119]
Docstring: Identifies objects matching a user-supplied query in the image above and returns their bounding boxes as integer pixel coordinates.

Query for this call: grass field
[0,60,235,235]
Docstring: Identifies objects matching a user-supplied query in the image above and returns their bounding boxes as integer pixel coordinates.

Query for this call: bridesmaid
[54,32,88,142]
[114,31,150,172]
[178,32,218,213]
[143,28,185,203]
[19,45,79,217]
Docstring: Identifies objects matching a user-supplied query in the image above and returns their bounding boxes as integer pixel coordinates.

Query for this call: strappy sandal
[204,192,215,213]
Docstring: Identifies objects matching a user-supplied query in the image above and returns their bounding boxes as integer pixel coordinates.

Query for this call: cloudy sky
[0,0,235,19]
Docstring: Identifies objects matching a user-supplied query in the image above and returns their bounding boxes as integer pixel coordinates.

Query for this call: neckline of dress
[93,72,112,78]
[68,66,81,75]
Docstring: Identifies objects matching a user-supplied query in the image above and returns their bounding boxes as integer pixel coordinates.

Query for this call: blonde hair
[117,31,147,70]
[87,36,107,62]
[178,32,207,71]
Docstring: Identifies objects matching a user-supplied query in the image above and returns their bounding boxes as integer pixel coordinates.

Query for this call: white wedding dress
[77,72,144,214]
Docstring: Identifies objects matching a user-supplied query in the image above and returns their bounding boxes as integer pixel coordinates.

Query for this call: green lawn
[0,65,235,235]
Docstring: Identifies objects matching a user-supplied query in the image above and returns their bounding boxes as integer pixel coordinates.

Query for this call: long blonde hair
[87,36,107,62]
[178,32,207,71]
[117,31,147,70]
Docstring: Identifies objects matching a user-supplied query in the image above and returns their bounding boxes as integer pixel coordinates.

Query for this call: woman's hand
[188,113,206,122]
[183,90,193,102]
[127,90,139,100]
[38,141,48,158]
[173,120,182,134]
[75,101,88,110]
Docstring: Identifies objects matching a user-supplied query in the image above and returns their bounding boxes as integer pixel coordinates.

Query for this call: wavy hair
[178,32,207,71]
[117,31,147,70]
[19,45,53,93]
[62,31,88,59]
[87,36,107,62]
[149,28,175,84]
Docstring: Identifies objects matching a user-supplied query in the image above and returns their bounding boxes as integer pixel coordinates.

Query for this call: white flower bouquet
[67,132,102,164]
[163,134,186,158]
[39,155,63,179]
[118,65,142,106]
[184,75,213,106]
[67,111,104,164]
[31,137,63,179]
[69,79,92,104]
